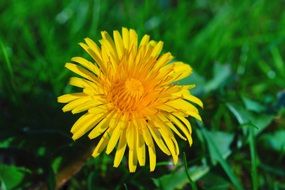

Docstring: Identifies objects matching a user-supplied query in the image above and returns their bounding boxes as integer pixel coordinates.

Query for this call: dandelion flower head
[58,28,203,172]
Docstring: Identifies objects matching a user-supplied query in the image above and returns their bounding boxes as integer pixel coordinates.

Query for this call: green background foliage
[1,0,285,189]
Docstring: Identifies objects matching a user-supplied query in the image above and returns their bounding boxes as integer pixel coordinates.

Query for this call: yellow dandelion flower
[58,28,203,172]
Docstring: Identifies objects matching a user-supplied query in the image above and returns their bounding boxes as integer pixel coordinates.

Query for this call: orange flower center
[125,78,144,97]
[110,78,144,112]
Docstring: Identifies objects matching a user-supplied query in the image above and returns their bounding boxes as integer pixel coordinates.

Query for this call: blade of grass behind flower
[0,40,14,80]
[0,39,19,103]
[248,124,258,190]
[270,47,285,78]
[183,152,198,190]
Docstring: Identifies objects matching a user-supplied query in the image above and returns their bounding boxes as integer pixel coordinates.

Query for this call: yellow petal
[136,125,146,166]
[100,45,115,70]
[151,41,163,58]
[84,38,102,59]
[57,93,86,103]
[127,121,138,172]
[88,112,114,139]
[148,145,156,172]
[166,99,201,121]
[62,97,90,112]
[173,113,192,134]
[158,114,187,141]
[172,137,180,157]
[168,114,193,146]
[72,113,104,140]
[139,120,157,171]
[153,52,173,71]
[113,30,124,59]
[157,104,178,113]
[92,129,111,158]
[141,123,154,148]
[106,119,126,154]
[128,148,138,173]
[147,123,171,155]
[68,77,99,93]
[113,128,127,167]
[122,27,130,50]
[172,62,192,81]
[71,101,102,114]
[154,118,178,162]
[65,63,98,83]
[144,41,156,58]
[182,91,203,108]
[70,113,90,133]
[105,127,122,154]
[79,42,106,73]
[71,57,100,75]
[126,123,135,150]
[69,77,86,88]
[139,34,150,47]
[101,31,118,61]
[129,29,138,52]
[88,105,108,115]
[160,62,192,83]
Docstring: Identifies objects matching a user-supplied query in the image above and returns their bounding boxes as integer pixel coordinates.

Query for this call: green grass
[1,0,285,189]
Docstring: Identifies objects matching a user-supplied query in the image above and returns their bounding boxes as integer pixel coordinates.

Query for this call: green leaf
[201,128,244,190]
[52,156,63,174]
[152,164,210,190]
[241,96,265,113]
[0,138,14,148]
[0,164,30,190]
[226,103,250,124]
[205,63,231,93]
[261,130,285,152]
[152,130,237,190]
[226,102,274,190]
[226,102,273,132]
[199,172,231,190]
[0,178,7,190]
[206,131,234,164]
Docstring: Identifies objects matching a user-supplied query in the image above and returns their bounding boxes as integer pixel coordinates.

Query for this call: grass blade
[183,152,198,190]
[271,47,285,77]
[249,124,258,190]
[0,39,14,80]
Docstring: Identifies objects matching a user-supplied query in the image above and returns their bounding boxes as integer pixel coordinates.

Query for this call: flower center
[109,78,144,112]
[124,78,144,97]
